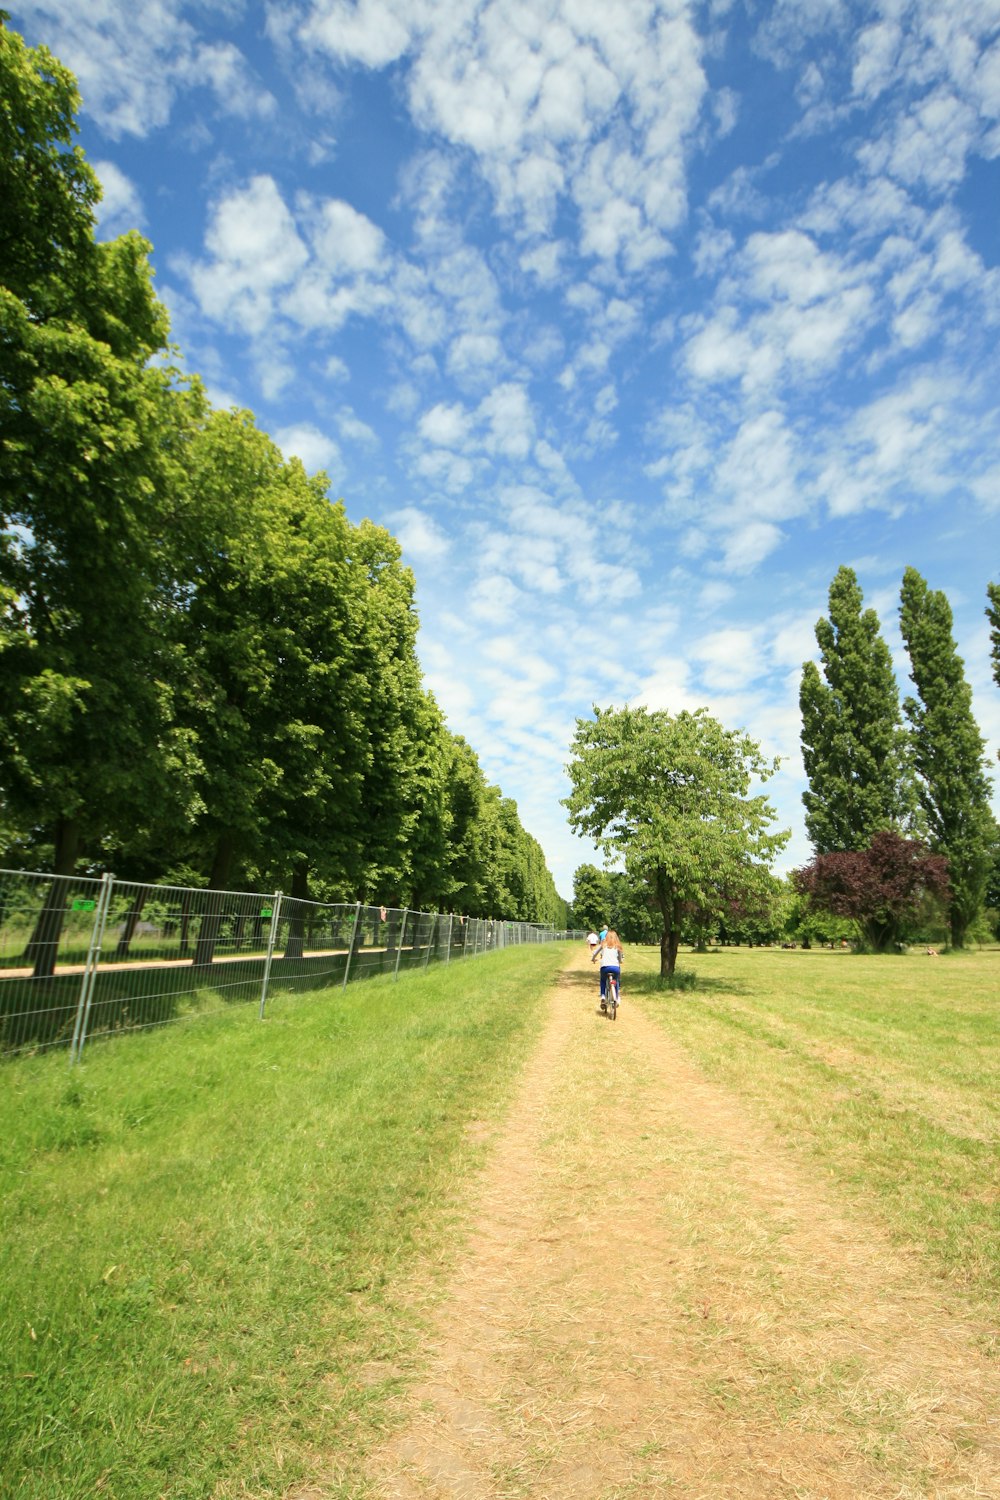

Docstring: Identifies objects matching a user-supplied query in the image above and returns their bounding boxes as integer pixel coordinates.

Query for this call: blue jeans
[599,965,620,999]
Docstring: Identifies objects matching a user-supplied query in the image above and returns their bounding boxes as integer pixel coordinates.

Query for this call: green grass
[0,944,570,1499]
[628,943,1000,1306]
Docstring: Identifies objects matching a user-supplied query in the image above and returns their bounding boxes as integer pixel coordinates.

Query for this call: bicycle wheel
[608,975,618,1020]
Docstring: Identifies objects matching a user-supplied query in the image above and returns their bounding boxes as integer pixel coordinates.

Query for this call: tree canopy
[795,831,950,954]
[564,705,788,976]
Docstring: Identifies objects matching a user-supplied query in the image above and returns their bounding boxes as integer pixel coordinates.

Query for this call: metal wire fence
[0,868,580,1061]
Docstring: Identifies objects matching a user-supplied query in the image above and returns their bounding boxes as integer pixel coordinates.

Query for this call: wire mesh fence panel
[345,905,403,984]
[263,896,353,1003]
[0,864,585,1060]
[0,869,109,1055]
[74,885,277,1054]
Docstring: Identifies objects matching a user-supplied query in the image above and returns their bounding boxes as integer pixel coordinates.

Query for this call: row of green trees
[564,566,999,964]
[798,565,998,950]
[0,19,567,940]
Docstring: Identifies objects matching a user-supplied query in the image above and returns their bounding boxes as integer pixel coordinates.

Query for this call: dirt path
[365,952,1000,1498]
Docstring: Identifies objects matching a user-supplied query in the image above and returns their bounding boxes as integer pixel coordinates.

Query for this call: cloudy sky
[12,0,1000,897]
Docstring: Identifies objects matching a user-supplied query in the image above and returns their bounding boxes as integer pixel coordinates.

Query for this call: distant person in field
[591,927,623,1010]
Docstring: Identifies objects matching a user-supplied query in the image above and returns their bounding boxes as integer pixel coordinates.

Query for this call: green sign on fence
[72,899,96,912]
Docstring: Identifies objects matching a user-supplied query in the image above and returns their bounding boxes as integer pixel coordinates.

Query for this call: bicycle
[602,969,619,1021]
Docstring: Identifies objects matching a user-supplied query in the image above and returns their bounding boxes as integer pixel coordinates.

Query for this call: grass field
[2,941,998,1498]
[628,943,1000,1311]
[0,944,569,1499]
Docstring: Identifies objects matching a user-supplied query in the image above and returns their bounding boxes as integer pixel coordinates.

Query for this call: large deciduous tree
[795,830,950,953]
[564,706,788,977]
[800,567,914,853]
[899,567,995,948]
[0,18,205,971]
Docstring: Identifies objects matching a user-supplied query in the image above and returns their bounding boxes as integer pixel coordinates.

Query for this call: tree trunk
[655,870,680,978]
[861,915,897,954]
[192,837,233,966]
[659,926,680,977]
[115,886,150,960]
[24,817,82,979]
[284,861,309,959]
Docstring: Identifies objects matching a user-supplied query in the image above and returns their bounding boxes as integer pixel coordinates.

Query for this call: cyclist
[591,927,623,1010]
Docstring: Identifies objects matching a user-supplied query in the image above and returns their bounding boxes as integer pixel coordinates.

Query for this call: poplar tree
[899,567,995,947]
[800,566,913,853]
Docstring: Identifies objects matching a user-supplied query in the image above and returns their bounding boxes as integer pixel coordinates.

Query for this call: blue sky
[11,0,1000,898]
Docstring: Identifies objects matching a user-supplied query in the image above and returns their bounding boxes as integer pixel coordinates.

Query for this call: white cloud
[693,627,767,690]
[94,159,144,236]
[298,0,710,262]
[480,382,535,458]
[446,332,505,382]
[335,408,378,446]
[275,422,342,475]
[307,197,387,274]
[720,520,785,575]
[419,402,472,449]
[299,0,418,67]
[184,175,309,336]
[388,506,451,562]
[16,0,275,138]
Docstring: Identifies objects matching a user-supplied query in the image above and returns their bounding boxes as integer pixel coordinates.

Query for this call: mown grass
[627,944,1000,1308]
[0,944,570,1499]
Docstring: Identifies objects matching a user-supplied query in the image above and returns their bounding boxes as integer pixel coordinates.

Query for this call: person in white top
[586,930,599,956]
[591,928,623,1009]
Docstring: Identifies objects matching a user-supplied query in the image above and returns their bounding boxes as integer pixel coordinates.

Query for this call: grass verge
[627,943,1000,1309]
[1,944,570,1499]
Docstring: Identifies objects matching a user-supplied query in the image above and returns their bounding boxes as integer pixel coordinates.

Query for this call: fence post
[423,913,434,969]
[394,908,409,980]
[342,902,362,989]
[446,913,453,963]
[70,872,115,1065]
[258,892,283,1018]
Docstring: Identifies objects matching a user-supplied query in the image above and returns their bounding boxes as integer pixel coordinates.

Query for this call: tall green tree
[898,567,996,948]
[570,864,610,933]
[0,19,206,970]
[564,705,788,976]
[170,413,377,914]
[800,566,914,853]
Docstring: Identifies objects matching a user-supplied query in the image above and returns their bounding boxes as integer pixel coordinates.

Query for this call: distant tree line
[0,19,567,949]
[566,566,1000,961]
